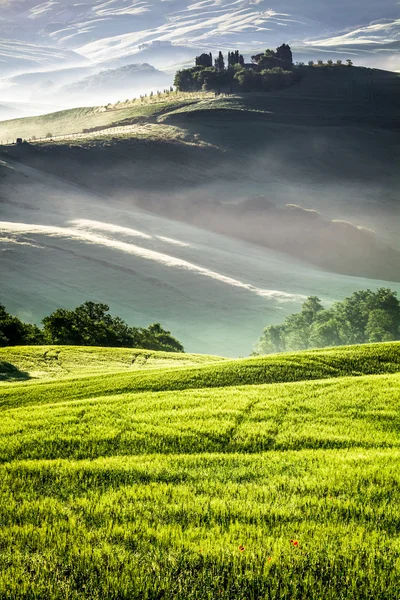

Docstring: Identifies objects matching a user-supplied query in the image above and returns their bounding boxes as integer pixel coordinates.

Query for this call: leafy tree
[195,53,213,67]
[333,290,376,345]
[346,59,354,67]
[0,331,8,347]
[254,324,286,354]
[174,68,194,91]
[255,289,400,355]
[0,303,43,346]
[228,50,244,67]
[251,53,264,64]
[309,319,341,349]
[42,302,132,347]
[139,323,184,353]
[234,68,263,92]
[262,67,293,91]
[284,312,310,351]
[366,309,398,342]
[252,45,293,71]
[301,296,324,324]
[41,302,185,352]
[327,59,333,66]
[215,51,225,72]
[308,60,315,67]
[234,66,293,92]
[256,49,278,70]
[275,43,293,69]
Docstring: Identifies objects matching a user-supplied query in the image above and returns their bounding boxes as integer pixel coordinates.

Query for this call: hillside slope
[1,342,400,598]
[1,341,400,407]
[3,155,399,357]
[0,346,225,382]
[1,67,399,257]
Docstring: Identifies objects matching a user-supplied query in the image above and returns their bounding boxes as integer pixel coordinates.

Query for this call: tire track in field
[223,394,264,452]
[224,392,297,452]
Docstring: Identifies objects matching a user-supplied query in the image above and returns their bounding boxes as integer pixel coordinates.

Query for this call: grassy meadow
[0,94,209,142]
[1,342,400,598]
[0,66,398,145]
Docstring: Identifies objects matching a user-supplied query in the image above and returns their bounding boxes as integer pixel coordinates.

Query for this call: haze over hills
[1,63,400,355]
[2,154,400,357]
[60,64,172,105]
[1,1,400,356]
[1,65,399,266]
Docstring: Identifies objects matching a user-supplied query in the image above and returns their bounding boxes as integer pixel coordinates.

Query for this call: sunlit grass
[0,93,218,142]
[1,342,400,598]
[0,345,223,381]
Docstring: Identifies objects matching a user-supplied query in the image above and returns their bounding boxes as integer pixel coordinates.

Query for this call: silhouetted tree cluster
[174,44,294,93]
[254,289,400,355]
[0,301,184,352]
[234,66,293,92]
[0,304,44,347]
[214,51,225,72]
[195,52,213,68]
[228,50,244,67]
[251,44,293,71]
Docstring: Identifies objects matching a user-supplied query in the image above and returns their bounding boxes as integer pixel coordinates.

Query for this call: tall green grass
[0,99,196,141]
[1,371,400,461]
[0,345,223,381]
[1,342,400,598]
[1,448,399,599]
[2,342,399,409]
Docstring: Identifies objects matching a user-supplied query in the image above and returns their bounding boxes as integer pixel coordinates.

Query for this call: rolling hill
[1,149,400,357]
[1,66,399,283]
[1,341,400,598]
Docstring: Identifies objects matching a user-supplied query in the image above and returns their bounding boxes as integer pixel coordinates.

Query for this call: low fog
[2,154,400,356]
[5,110,397,282]
[0,63,174,118]
[1,38,399,355]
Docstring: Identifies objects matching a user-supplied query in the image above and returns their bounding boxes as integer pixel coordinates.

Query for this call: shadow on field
[0,361,30,382]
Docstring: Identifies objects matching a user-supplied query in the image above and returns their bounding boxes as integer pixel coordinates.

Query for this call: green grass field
[0,95,207,142]
[1,342,400,598]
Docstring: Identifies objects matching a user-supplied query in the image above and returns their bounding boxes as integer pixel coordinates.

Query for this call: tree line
[0,301,184,353]
[254,289,400,355]
[174,44,296,93]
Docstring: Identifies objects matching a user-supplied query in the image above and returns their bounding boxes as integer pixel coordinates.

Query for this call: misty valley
[1,6,400,598]
[1,60,400,354]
